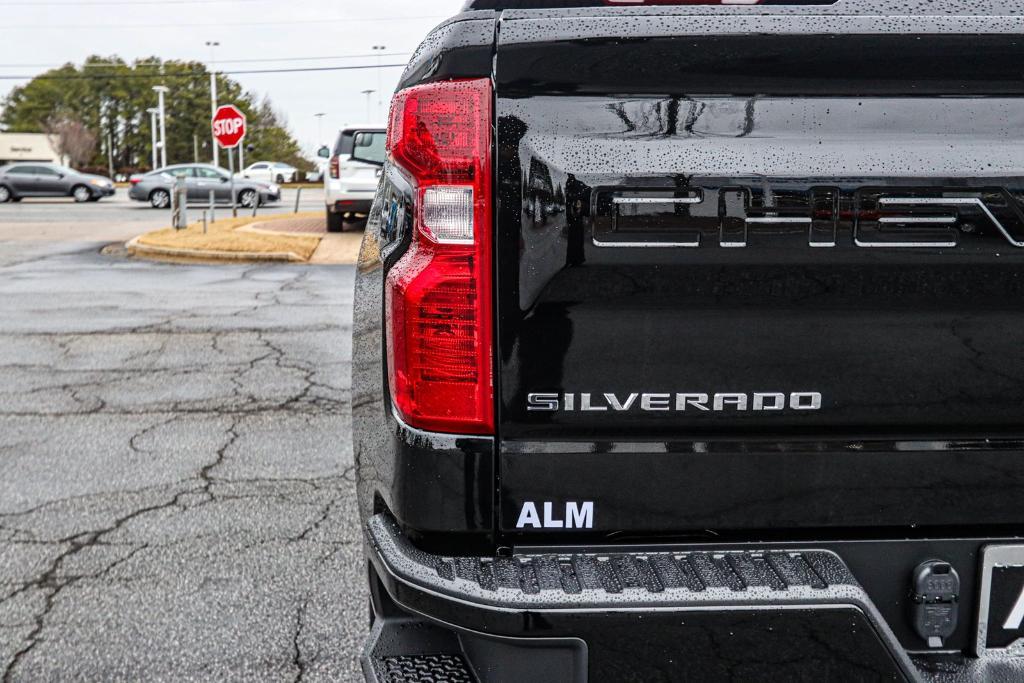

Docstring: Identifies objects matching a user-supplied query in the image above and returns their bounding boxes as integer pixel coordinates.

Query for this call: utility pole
[193,134,199,163]
[372,45,386,121]
[361,89,375,122]
[153,85,169,168]
[206,40,220,166]
[147,108,159,170]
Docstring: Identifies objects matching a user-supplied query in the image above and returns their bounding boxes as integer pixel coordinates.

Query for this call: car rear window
[351,132,386,165]
[332,129,386,158]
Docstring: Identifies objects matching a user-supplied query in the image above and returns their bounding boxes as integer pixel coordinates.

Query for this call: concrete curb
[125,235,306,263]
[238,222,323,238]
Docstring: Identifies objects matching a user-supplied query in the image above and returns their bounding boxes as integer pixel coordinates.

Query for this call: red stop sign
[212,105,247,149]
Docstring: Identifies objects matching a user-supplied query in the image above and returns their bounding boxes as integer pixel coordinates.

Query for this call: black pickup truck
[353,1,1024,680]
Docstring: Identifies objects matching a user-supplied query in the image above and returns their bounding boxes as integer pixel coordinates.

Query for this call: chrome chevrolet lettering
[527,392,822,412]
[594,187,1024,249]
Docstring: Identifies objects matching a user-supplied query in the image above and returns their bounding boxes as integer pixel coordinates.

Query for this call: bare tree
[43,114,97,167]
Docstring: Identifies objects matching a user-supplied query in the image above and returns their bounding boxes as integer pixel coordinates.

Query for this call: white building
[0,133,63,165]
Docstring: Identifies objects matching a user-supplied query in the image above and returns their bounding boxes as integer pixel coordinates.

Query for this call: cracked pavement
[0,239,365,681]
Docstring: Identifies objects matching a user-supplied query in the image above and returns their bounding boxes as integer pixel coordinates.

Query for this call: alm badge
[516,501,594,529]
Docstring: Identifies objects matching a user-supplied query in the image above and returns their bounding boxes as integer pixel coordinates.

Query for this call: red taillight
[385,78,493,435]
[129,177,141,186]
[329,155,340,179]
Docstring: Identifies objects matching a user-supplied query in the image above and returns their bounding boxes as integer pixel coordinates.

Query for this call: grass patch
[136,212,322,260]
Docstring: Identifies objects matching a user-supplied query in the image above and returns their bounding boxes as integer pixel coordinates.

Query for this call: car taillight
[329,155,340,179]
[384,78,493,435]
[129,177,141,186]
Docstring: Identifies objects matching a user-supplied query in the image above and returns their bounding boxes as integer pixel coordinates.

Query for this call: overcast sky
[0,0,465,160]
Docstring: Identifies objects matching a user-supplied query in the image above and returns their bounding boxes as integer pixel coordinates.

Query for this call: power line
[0,63,409,81]
[0,52,412,70]
[0,16,445,30]
[195,52,412,65]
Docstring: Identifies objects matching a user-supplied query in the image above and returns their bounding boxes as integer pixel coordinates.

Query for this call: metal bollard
[293,187,302,214]
[171,174,188,229]
[209,190,216,223]
[251,194,259,218]
[202,210,208,234]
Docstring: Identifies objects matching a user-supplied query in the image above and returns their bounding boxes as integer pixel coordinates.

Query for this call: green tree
[1,57,310,175]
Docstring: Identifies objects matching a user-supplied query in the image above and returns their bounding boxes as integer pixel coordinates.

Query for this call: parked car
[0,162,115,203]
[305,158,328,183]
[241,161,299,184]
[319,125,385,232]
[354,1,1024,682]
[128,164,280,209]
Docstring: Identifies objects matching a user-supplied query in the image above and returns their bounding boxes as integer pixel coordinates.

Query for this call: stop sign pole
[212,105,247,217]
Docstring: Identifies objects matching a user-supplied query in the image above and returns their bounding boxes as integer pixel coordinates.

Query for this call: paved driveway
[0,188,324,244]
[0,238,365,681]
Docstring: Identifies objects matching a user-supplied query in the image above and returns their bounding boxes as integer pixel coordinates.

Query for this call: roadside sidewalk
[126,211,362,264]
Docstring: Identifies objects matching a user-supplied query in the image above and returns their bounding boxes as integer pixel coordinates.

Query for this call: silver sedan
[128,164,281,209]
[0,163,115,203]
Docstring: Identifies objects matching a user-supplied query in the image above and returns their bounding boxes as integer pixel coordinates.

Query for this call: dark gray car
[128,164,281,209]
[0,162,115,203]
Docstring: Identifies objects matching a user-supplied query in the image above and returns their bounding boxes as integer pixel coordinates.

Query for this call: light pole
[146,107,159,170]
[206,40,220,166]
[152,86,169,168]
[372,45,386,121]
[314,112,326,145]
[361,89,375,122]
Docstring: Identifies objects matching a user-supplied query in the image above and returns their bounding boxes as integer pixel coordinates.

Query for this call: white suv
[318,126,385,232]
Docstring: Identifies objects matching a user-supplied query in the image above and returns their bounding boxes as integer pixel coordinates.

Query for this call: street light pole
[372,45,386,121]
[361,89,375,122]
[152,86,169,168]
[206,40,220,166]
[146,108,159,170]
[314,112,326,145]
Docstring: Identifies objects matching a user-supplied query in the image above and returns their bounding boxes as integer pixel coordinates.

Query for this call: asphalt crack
[0,255,360,680]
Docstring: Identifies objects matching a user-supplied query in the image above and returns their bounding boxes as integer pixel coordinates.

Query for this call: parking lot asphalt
[0,223,365,680]
[0,188,325,244]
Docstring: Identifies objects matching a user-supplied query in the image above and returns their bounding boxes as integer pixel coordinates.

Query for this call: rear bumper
[364,513,933,682]
[330,198,373,215]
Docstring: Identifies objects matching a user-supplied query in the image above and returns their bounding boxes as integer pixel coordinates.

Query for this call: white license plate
[977,545,1024,656]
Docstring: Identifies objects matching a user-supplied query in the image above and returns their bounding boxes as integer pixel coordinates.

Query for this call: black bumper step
[380,655,475,683]
[364,514,923,681]
[370,513,880,608]
[362,616,478,683]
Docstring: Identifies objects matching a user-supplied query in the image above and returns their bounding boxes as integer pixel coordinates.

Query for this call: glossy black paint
[395,13,496,93]
[353,10,499,550]
[369,549,912,682]
[484,0,1024,16]
[495,72,1024,543]
[355,2,1024,674]
[515,534,1012,654]
[467,0,851,7]
[354,149,496,552]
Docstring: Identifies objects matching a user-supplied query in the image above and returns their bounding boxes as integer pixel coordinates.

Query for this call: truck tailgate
[493,13,1024,536]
